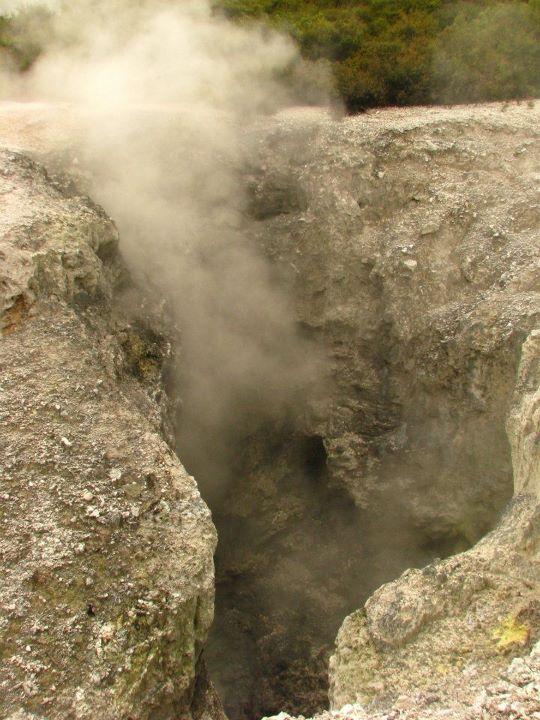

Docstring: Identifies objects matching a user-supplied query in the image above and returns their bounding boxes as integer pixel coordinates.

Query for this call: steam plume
[8,0,323,494]
[0,0,56,12]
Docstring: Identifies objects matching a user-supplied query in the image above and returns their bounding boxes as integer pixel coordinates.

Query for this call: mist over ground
[1,0,329,493]
[0,0,55,12]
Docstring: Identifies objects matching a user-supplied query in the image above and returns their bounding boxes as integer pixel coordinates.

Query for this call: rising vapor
[6,0,324,494]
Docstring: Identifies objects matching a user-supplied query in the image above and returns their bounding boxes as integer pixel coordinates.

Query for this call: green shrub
[214,0,540,111]
[432,1,540,103]
[1,1,539,111]
[0,7,53,72]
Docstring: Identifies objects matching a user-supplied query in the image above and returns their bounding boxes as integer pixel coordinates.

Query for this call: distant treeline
[1,1,540,111]
[0,7,52,73]
[213,0,540,111]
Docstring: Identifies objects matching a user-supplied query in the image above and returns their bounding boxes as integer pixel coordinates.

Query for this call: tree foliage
[213,0,540,111]
[433,2,540,103]
[1,1,539,110]
[0,7,52,72]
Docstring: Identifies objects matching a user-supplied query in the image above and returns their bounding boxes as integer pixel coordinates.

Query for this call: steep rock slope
[0,150,219,720]
[249,104,540,538]
[327,323,540,715]
[207,103,540,717]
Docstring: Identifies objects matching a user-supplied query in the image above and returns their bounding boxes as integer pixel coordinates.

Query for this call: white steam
[0,0,57,13]
[30,2,297,109]
[15,0,323,487]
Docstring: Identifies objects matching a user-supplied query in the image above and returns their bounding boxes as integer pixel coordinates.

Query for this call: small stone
[124,482,143,499]
[99,623,115,643]
[420,221,439,236]
[22,677,38,696]
[60,437,73,448]
[403,259,418,271]
[82,491,93,502]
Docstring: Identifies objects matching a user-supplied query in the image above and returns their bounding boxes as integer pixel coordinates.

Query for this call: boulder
[0,150,219,720]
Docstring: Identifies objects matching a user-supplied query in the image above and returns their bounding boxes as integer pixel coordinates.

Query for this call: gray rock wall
[0,150,219,720]
[209,103,540,717]
[508,329,540,499]
[1,100,539,720]
[248,104,540,543]
[243,105,540,714]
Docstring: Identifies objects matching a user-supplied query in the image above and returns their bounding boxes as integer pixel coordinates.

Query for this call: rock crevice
[1,102,539,720]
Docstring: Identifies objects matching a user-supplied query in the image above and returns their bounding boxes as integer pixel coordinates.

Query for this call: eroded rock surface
[326,323,540,716]
[329,494,540,712]
[267,639,540,720]
[0,150,218,720]
[508,329,540,499]
[207,103,540,718]
[249,103,540,538]
[0,101,539,720]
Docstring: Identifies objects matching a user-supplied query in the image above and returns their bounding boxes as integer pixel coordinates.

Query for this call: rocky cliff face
[0,149,220,720]
[206,103,540,718]
[249,103,539,539]
[0,101,539,720]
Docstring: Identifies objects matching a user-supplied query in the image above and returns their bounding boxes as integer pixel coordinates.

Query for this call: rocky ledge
[0,149,220,720]
[0,100,539,720]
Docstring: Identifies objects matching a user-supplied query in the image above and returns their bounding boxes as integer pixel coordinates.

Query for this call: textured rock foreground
[265,640,540,720]
[0,150,218,719]
[0,101,539,719]
[327,333,540,716]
